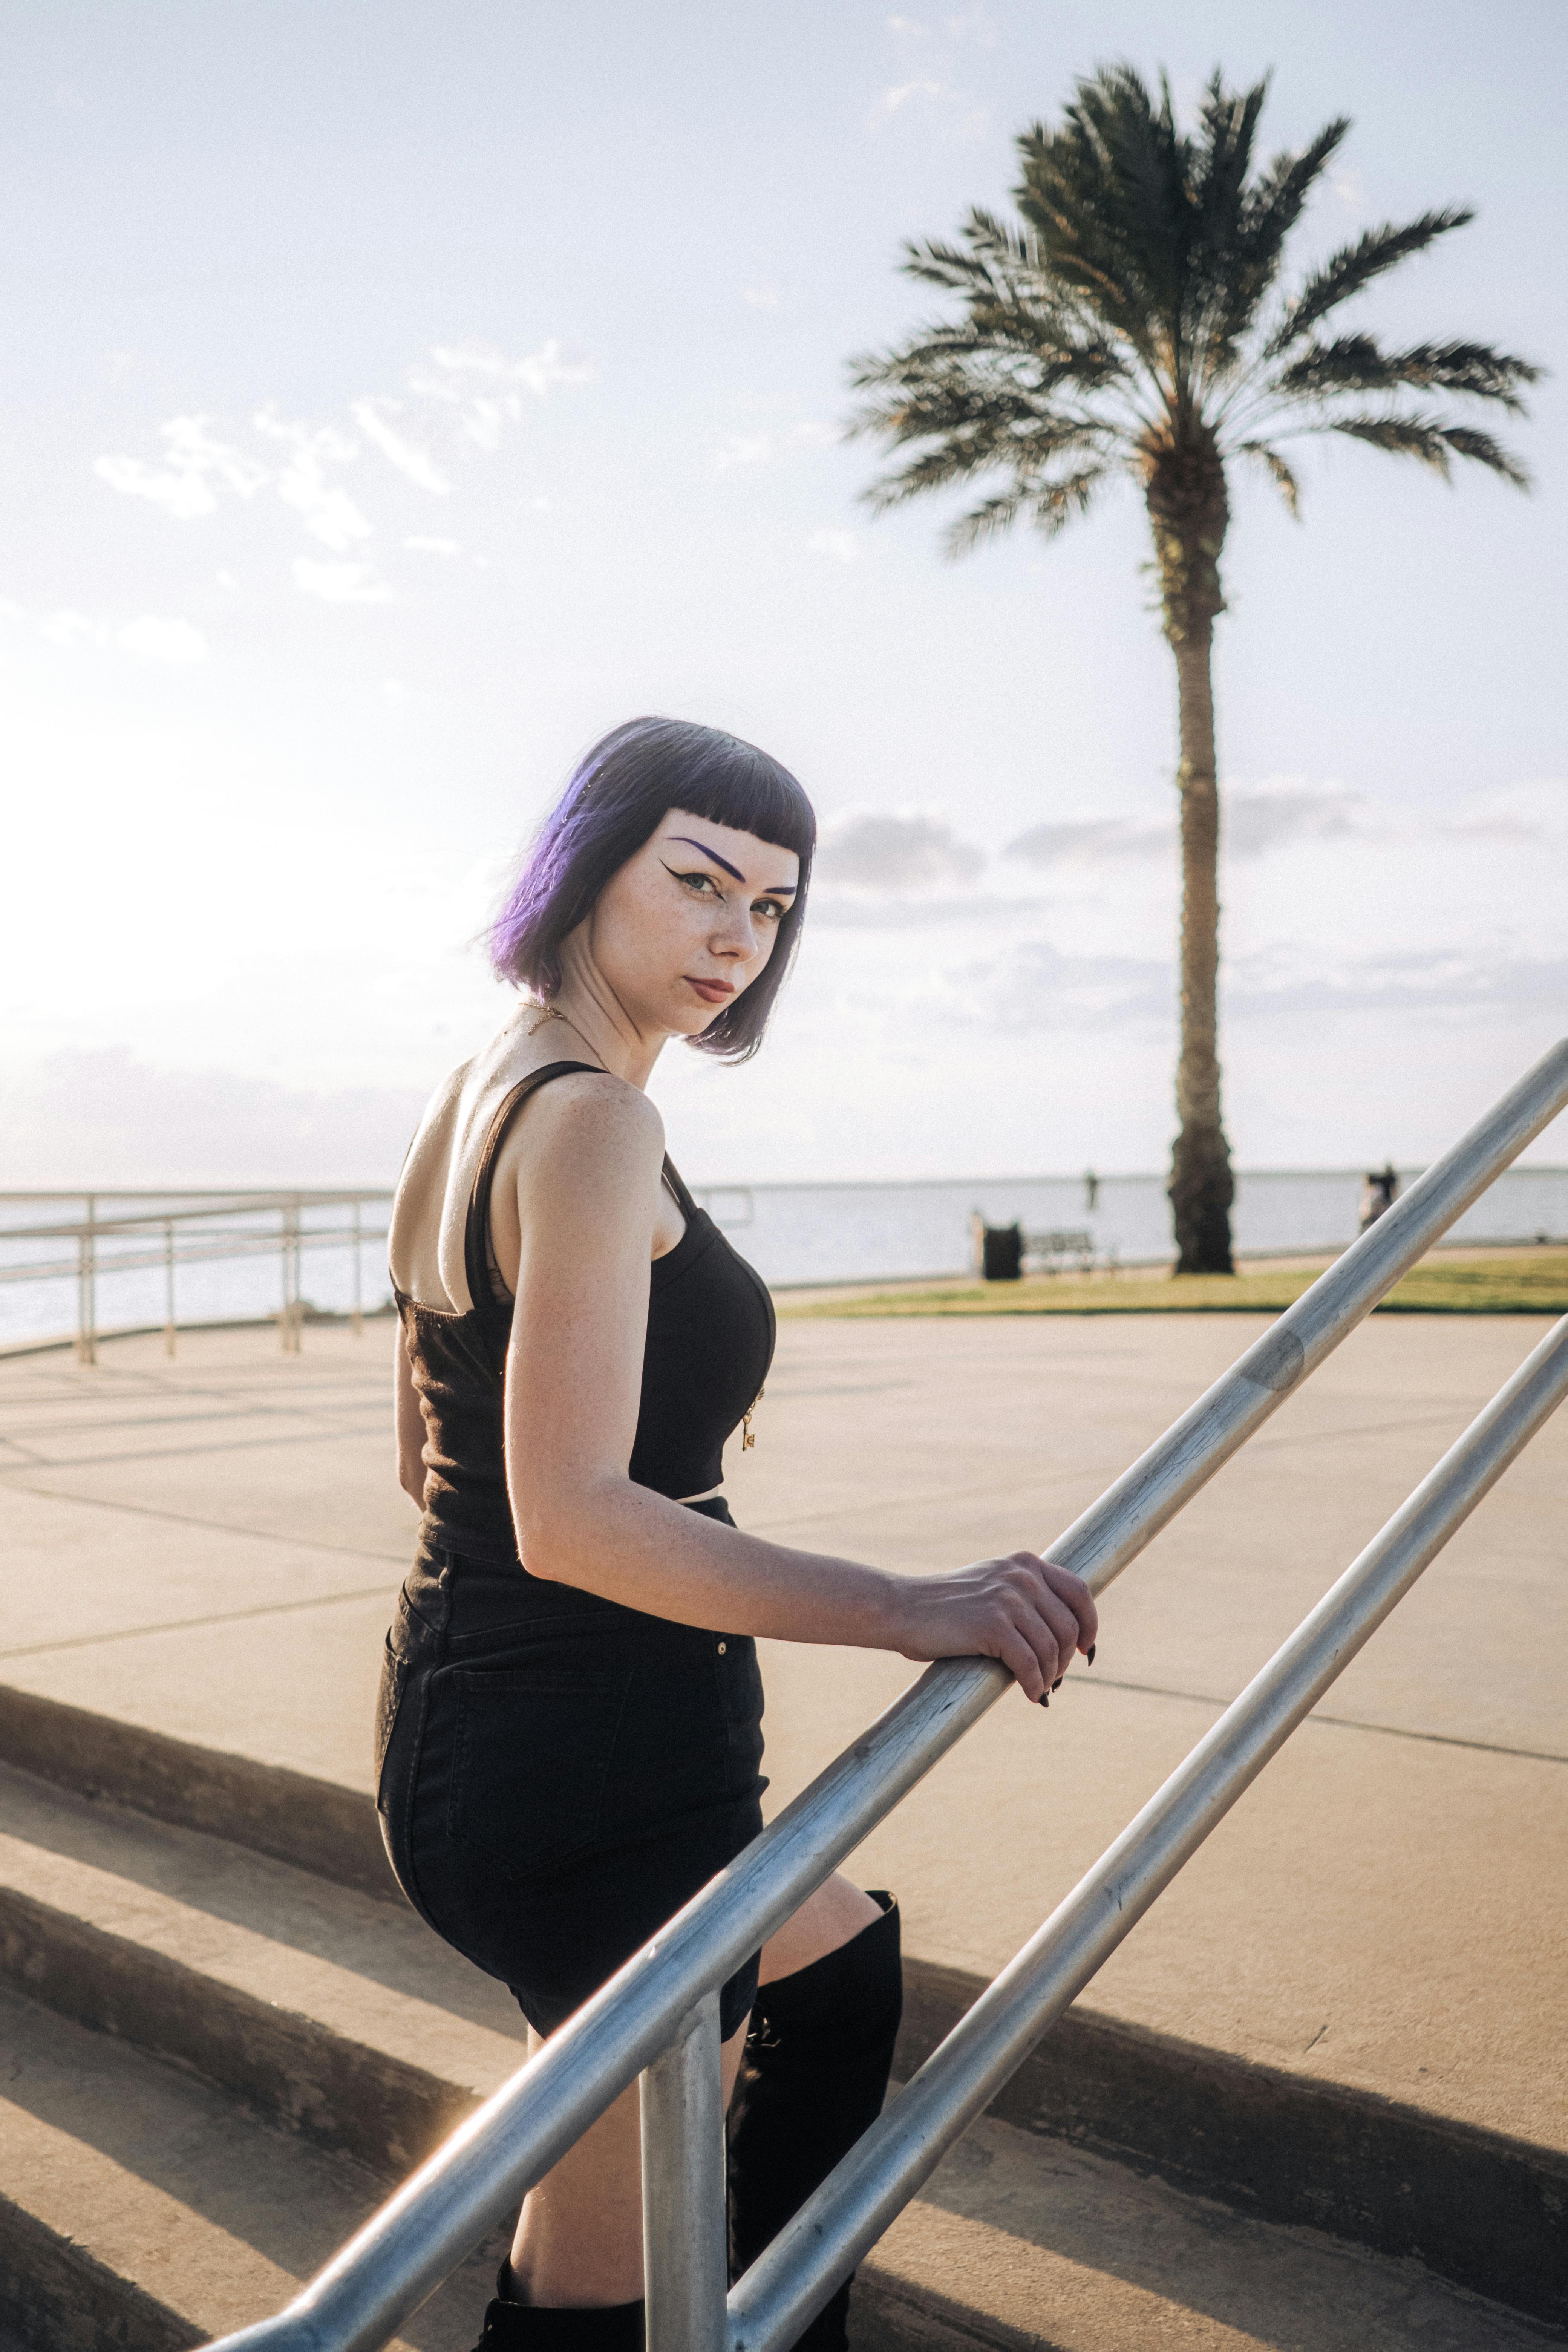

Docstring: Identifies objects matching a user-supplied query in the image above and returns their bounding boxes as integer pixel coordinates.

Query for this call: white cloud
[349,399,450,493]
[1006,784,1368,871]
[117,615,208,664]
[40,610,104,649]
[807,529,859,564]
[403,534,462,556]
[1006,816,1167,869]
[885,14,930,33]
[943,4,997,41]
[1227,784,1362,857]
[717,421,836,473]
[716,433,775,472]
[818,808,985,892]
[253,409,371,553]
[408,337,596,450]
[1229,941,1568,1020]
[292,558,393,604]
[742,284,782,309]
[872,78,946,123]
[93,338,592,580]
[95,413,269,519]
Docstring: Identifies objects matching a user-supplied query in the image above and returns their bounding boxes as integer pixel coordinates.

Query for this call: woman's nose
[715,908,761,959]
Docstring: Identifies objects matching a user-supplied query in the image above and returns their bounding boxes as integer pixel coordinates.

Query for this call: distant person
[1084,1168,1099,1214]
[381,719,1096,2350]
[1359,1164,1400,1233]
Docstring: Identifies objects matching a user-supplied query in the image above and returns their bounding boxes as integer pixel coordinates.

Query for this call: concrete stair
[0,1692,1561,2352]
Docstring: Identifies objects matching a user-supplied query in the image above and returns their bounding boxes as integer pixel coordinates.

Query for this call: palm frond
[1323,411,1530,485]
[848,64,1537,560]
[1237,438,1300,516]
[1196,113,1349,370]
[943,464,1107,557]
[1431,424,1532,488]
[1264,210,1473,357]
[1273,333,1540,408]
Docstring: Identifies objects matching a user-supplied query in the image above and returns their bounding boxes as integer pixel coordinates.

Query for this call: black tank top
[394,1061,776,1566]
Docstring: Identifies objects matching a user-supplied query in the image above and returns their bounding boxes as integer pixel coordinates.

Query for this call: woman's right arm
[500,1079,1096,1702]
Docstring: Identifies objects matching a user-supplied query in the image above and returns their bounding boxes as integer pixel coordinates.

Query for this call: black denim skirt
[375,1497,768,2040]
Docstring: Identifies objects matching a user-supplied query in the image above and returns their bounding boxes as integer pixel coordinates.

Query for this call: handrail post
[641,1992,727,2352]
[75,1194,97,1366]
[164,1219,177,1359]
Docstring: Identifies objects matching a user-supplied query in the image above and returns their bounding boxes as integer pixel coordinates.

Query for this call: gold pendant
[741,1386,764,1450]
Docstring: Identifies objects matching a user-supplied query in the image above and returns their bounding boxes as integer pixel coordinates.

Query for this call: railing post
[351,1200,363,1339]
[75,1194,97,1366]
[640,1991,727,2352]
[164,1219,177,1359]
[280,1202,303,1354]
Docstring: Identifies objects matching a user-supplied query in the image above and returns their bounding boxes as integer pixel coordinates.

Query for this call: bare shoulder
[505,1068,665,1195]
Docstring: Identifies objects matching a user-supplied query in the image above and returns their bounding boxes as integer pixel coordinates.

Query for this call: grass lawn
[778,1251,1568,1321]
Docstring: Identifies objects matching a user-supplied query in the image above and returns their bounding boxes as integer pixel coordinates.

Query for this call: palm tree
[850,65,1537,1272]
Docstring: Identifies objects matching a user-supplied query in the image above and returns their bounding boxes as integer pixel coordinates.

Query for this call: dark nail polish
[1038,1691,1049,1707]
[1052,1676,1064,1690]
[1087,1644,1096,1666]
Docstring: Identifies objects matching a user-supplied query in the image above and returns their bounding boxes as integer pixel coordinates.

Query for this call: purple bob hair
[489,717,816,1061]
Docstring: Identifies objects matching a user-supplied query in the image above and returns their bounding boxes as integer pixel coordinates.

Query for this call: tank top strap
[464,1061,605,1312]
[660,1155,702,1224]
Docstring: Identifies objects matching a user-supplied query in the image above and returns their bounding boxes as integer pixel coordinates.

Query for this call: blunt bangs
[489,717,816,1061]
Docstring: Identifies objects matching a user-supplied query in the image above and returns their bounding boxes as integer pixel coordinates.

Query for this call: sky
[2,0,1564,1188]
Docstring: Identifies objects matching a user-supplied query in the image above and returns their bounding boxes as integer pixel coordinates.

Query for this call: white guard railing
[0,1190,392,1360]
[203,1040,1568,2352]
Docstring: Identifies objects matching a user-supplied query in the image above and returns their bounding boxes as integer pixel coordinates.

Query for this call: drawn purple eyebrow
[668,836,798,893]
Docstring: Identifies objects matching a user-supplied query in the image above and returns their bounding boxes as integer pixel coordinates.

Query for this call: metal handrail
[731,1309,1568,2348]
[0,1189,392,1361]
[204,1039,1568,2352]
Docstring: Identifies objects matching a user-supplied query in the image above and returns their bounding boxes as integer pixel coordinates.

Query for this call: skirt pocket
[445,1664,626,1882]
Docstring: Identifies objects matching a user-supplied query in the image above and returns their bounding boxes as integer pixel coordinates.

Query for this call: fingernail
[1052,1676,1064,1690]
[1038,1691,1049,1708]
[1087,1645,1096,1666]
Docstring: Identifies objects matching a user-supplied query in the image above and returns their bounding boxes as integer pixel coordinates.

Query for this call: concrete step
[853,2112,1565,2352]
[0,1972,1552,2352]
[0,1756,528,2178]
[0,1979,505,2352]
[0,1692,1563,2352]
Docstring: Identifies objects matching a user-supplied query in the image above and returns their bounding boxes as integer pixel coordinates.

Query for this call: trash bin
[980,1222,1024,1282]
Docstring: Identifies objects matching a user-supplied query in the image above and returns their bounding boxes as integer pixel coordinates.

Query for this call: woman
[378,718,1097,2350]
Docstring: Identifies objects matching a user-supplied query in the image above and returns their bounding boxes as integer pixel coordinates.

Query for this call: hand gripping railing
[205,1038,1568,2352]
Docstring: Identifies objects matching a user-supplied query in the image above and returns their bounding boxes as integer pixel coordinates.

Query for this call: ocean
[3,1164,1565,1354]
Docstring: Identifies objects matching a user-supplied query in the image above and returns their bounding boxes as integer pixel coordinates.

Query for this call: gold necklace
[527,1002,570,1037]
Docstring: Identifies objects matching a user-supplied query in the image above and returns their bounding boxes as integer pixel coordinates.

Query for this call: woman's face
[574,807,801,1039]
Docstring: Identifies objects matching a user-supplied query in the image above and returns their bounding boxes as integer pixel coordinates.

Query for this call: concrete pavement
[0,1309,1563,2164]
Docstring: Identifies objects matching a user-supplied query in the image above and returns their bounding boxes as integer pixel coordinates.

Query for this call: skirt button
[717,1640,727,1654]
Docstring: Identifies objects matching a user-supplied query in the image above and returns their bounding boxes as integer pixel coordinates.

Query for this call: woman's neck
[525,977,665,1090]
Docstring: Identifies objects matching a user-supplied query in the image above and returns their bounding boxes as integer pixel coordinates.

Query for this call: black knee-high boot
[726,1893,902,2352]
[474,2265,643,2349]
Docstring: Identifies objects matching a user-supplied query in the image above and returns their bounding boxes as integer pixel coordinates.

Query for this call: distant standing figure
[1359,1164,1400,1233]
[1084,1169,1099,1214]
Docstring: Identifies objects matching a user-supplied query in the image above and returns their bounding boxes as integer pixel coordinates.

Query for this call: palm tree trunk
[1168,620,1235,1272]
[1145,444,1235,1275]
